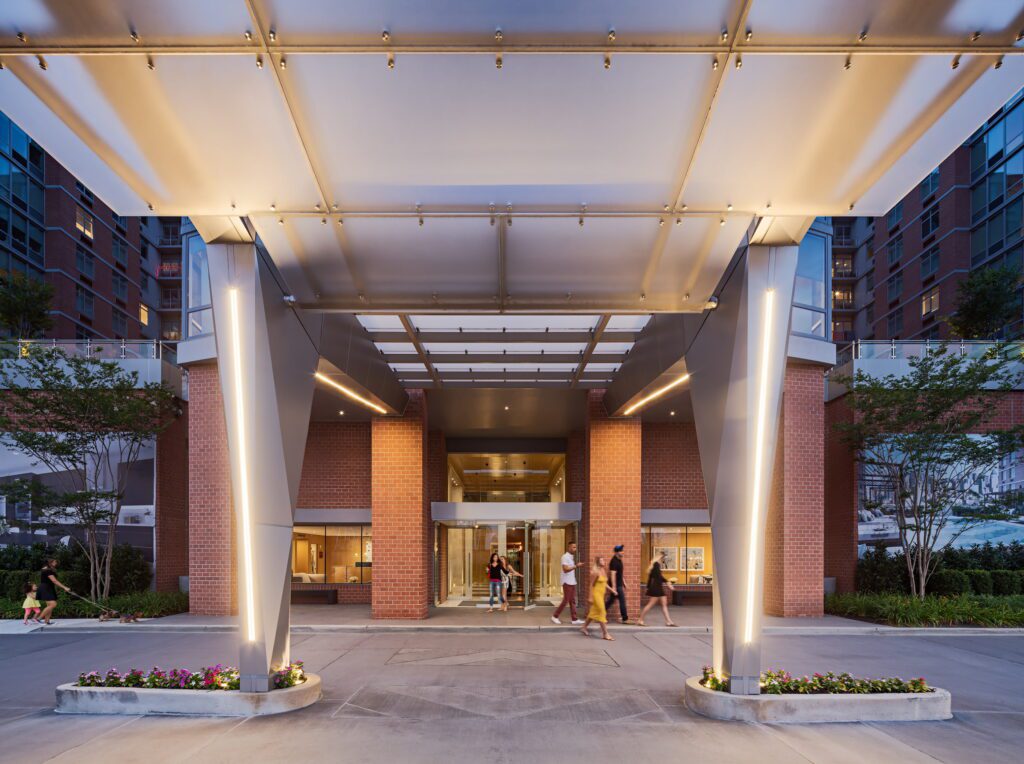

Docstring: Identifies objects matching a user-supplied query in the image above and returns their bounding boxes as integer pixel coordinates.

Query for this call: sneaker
[571,619,585,625]
[550,616,562,625]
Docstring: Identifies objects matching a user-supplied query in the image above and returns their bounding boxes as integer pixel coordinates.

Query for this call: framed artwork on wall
[653,546,678,570]
[685,546,705,572]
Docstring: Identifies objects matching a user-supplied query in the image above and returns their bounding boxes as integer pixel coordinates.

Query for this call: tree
[0,271,54,339]
[833,344,1024,599]
[947,265,1021,339]
[0,347,179,599]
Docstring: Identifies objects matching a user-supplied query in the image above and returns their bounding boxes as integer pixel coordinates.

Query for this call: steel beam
[398,314,443,387]
[570,315,611,388]
[386,352,623,364]
[369,330,639,344]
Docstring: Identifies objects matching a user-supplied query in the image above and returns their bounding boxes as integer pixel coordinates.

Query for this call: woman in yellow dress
[579,556,616,641]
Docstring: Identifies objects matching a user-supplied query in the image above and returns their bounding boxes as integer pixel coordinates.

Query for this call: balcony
[160,297,182,310]
[833,298,856,310]
[158,261,182,278]
[832,266,855,279]
[833,236,855,247]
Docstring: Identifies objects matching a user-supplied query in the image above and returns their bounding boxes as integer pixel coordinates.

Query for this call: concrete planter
[684,676,951,723]
[55,673,321,716]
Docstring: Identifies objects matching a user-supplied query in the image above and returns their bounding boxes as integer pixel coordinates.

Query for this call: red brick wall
[371,390,429,618]
[154,402,189,592]
[764,363,825,617]
[585,390,642,607]
[187,364,236,615]
[296,422,371,508]
[426,428,447,603]
[824,397,857,593]
[641,422,707,508]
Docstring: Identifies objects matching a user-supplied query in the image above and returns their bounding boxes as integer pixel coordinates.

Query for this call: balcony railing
[835,339,1015,366]
[833,298,856,310]
[2,338,175,361]
[834,235,854,247]
[832,266,855,278]
[159,235,181,247]
[161,298,182,310]
[158,261,182,278]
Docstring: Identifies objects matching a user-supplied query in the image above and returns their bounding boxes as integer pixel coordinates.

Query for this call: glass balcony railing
[158,261,182,278]
[1,338,174,361]
[835,339,1021,365]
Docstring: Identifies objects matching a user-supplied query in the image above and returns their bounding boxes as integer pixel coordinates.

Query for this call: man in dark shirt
[605,545,629,623]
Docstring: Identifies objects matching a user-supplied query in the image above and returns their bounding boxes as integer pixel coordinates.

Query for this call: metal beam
[303,297,695,314]
[640,0,756,297]
[399,371,612,382]
[369,330,639,344]
[386,352,623,364]
[240,0,363,297]
[6,43,1024,56]
[398,314,443,387]
[570,314,611,388]
[497,213,508,312]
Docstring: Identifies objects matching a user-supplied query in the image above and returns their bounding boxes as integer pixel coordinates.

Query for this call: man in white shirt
[551,541,584,625]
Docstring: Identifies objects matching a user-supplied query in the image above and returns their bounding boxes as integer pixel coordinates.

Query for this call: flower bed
[700,666,932,694]
[75,661,305,691]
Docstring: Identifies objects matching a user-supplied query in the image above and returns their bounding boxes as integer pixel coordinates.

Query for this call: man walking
[552,541,584,625]
[605,544,629,623]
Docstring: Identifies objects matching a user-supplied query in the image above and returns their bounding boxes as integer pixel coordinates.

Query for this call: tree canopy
[947,265,1021,340]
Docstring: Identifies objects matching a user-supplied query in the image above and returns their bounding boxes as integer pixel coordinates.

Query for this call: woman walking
[486,553,504,612]
[498,555,523,612]
[37,558,71,626]
[579,556,615,641]
[637,550,677,627]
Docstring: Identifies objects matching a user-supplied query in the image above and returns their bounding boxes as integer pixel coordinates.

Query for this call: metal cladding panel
[317,314,409,415]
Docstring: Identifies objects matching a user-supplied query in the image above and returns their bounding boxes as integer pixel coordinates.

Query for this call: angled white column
[207,242,321,691]
[687,244,797,695]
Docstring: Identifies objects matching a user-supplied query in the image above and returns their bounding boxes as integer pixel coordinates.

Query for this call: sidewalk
[5,604,1023,636]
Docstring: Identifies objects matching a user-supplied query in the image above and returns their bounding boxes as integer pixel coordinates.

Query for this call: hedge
[964,569,993,595]
[0,590,188,619]
[825,593,1024,627]
[0,542,150,598]
[927,569,970,596]
[991,570,1023,596]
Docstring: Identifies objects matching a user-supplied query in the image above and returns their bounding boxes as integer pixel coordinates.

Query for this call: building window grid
[920,245,940,279]
[887,234,903,266]
[887,272,902,302]
[921,288,940,317]
[291,525,373,585]
[886,201,903,231]
[920,167,940,200]
[921,204,940,239]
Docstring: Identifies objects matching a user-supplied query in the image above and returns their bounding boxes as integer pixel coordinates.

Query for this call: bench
[290,587,338,604]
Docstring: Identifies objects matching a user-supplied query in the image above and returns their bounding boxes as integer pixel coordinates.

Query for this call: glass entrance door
[530,525,567,601]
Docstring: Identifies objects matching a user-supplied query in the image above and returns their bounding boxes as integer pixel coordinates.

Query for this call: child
[22,582,41,625]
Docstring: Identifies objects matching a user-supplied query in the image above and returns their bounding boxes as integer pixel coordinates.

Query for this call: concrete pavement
[0,627,1022,763]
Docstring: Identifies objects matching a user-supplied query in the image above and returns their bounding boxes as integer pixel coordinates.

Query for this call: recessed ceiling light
[670,410,676,416]
[504,405,510,410]
[338,410,345,416]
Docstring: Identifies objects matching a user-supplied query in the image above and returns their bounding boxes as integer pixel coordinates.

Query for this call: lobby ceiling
[2,0,1022,318]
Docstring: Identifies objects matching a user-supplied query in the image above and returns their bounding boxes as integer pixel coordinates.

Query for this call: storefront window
[291,525,372,584]
[641,525,714,585]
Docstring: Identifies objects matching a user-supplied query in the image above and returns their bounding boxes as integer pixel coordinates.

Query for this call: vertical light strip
[228,288,258,643]
[744,288,775,644]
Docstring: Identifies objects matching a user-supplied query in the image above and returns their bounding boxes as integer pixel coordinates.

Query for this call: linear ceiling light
[227,288,257,643]
[622,373,690,416]
[314,371,387,414]
[744,288,775,644]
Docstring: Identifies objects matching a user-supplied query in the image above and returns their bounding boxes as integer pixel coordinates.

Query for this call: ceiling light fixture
[608,29,616,44]
[858,29,868,43]
[745,29,752,42]
[256,54,264,69]
[721,29,728,42]
[719,218,726,226]
[278,218,284,225]
[735,54,743,69]
[604,54,611,70]
[495,28,503,43]
[337,217,344,226]
[269,203,276,211]
[844,55,852,70]
[382,29,390,43]
[387,53,395,70]
[670,410,676,416]
[712,57,719,71]
[268,29,277,42]
[244,30,253,41]
[36,55,47,70]
[995,57,1004,70]
[315,372,387,415]
[951,54,961,70]
[676,217,682,225]
[279,56,287,70]
[17,32,27,43]
[147,56,155,70]
[971,31,981,42]
[623,374,691,416]
[726,203,733,211]
[130,30,140,44]
[496,54,503,69]
[320,217,326,225]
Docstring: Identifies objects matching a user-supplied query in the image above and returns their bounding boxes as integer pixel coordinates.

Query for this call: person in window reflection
[486,553,503,613]
[579,556,615,641]
[498,555,523,612]
[637,550,677,627]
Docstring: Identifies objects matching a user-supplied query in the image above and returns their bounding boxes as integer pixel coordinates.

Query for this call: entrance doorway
[437,520,576,607]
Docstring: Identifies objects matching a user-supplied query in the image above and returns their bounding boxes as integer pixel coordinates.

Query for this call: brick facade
[641,422,707,509]
[764,363,825,617]
[371,390,429,618]
[187,364,236,615]
[584,390,642,611]
[154,402,189,592]
[296,422,372,508]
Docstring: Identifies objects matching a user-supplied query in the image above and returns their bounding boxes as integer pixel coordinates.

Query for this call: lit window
[139,304,150,326]
[75,207,94,239]
[921,288,940,317]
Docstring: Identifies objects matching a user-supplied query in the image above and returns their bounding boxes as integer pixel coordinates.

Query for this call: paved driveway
[0,629,1021,763]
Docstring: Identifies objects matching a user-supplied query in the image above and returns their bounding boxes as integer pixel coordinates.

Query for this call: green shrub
[0,590,188,619]
[940,541,1024,571]
[927,569,970,596]
[0,542,150,597]
[855,545,909,594]
[825,593,1024,627]
[964,569,993,595]
[2,570,33,601]
[991,570,1022,596]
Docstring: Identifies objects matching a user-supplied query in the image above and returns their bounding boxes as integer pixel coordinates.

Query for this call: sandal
[602,635,615,641]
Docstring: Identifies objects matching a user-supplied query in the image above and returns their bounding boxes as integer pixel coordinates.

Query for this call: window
[11,211,27,254]
[791,306,825,337]
[291,525,373,584]
[865,268,875,291]
[0,204,8,243]
[112,311,127,338]
[1008,152,1024,199]
[28,180,43,222]
[834,221,853,246]
[112,236,127,267]
[75,181,93,205]
[185,233,213,337]
[921,246,940,279]
[887,273,902,302]
[75,207,94,239]
[887,235,903,266]
[112,212,127,230]
[113,272,128,302]
[791,232,828,340]
[833,255,853,277]
[921,205,940,239]
[833,289,854,309]
[972,226,987,266]
[187,308,213,338]
[139,304,150,326]
[140,271,149,293]
[972,182,987,223]
[989,210,1005,255]
[921,288,940,317]
[988,120,1005,166]
[832,319,853,341]
[76,287,94,318]
[27,222,43,265]
[887,310,903,338]
[920,167,940,200]
[76,245,94,279]
[886,201,903,230]
[1008,102,1024,154]
[640,526,714,585]
[1008,198,1023,247]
